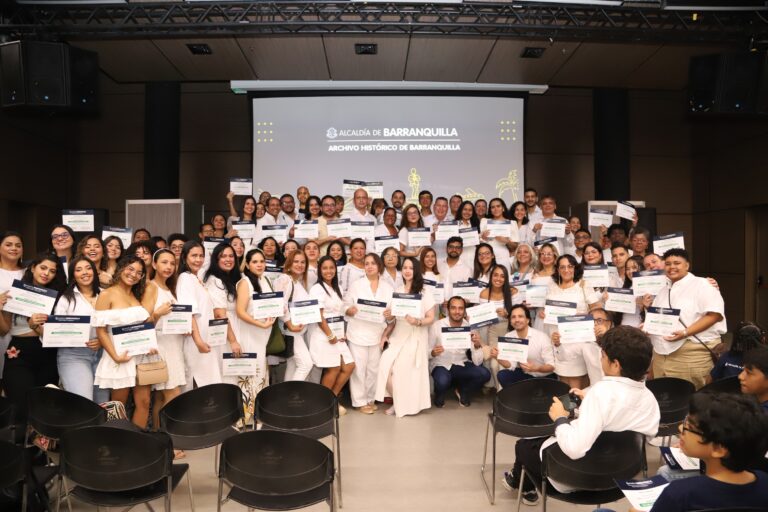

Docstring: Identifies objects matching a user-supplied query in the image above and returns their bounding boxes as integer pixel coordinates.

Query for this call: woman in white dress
[511,201,535,247]
[340,238,366,293]
[456,201,480,268]
[176,241,220,389]
[546,254,603,389]
[510,242,537,286]
[309,256,356,414]
[142,249,187,428]
[93,255,154,428]
[0,231,25,380]
[530,243,558,331]
[273,250,313,382]
[478,264,513,390]
[203,244,244,371]
[376,257,435,417]
[419,247,443,314]
[374,208,399,238]
[102,236,125,286]
[235,249,274,417]
[479,198,517,271]
[344,253,394,414]
[380,247,403,291]
[75,235,112,288]
[398,204,425,259]
[472,243,496,284]
[304,240,321,289]
[55,256,107,403]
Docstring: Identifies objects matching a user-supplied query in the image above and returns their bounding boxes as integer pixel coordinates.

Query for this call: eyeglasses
[681,417,705,437]
[51,233,71,241]
[593,318,611,325]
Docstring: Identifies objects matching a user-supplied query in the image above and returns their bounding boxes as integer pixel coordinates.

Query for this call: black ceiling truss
[1,2,767,43]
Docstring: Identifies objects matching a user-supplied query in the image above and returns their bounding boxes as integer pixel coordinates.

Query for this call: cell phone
[558,393,580,412]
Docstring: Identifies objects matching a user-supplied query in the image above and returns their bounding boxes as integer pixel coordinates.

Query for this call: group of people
[1,181,768,508]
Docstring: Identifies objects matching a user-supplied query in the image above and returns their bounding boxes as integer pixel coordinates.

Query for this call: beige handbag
[136,359,169,386]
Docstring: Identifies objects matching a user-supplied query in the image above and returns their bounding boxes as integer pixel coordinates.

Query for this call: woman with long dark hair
[204,244,243,366]
[273,250,313,381]
[76,234,111,288]
[0,231,24,384]
[480,197,517,271]
[456,200,480,268]
[478,264,513,390]
[49,224,76,276]
[103,235,124,285]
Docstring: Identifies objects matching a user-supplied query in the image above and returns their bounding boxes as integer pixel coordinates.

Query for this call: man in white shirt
[645,248,726,389]
[260,196,282,226]
[448,194,463,221]
[424,196,450,260]
[278,193,303,227]
[418,190,433,218]
[387,189,405,226]
[349,188,377,253]
[317,194,348,255]
[436,236,472,299]
[532,195,574,257]
[429,296,490,407]
[492,304,555,388]
[524,188,543,226]
[504,326,660,504]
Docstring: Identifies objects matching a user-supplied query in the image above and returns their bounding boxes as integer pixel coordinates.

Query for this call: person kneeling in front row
[493,304,556,387]
[428,296,490,407]
[503,326,660,505]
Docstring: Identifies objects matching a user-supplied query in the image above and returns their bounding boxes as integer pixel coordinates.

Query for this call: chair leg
[480,415,495,505]
[62,476,73,512]
[213,444,220,475]
[186,467,195,512]
[21,481,27,512]
[515,466,525,512]
[334,427,343,509]
[329,480,336,512]
[217,477,224,512]
[165,475,173,512]
[542,477,548,512]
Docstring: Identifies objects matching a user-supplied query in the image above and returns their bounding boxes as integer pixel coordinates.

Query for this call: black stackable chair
[57,425,192,512]
[0,440,26,512]
[26,386,107,447]
[217,430,335,512]
[256,381,343,506]
[699,376,741,394]
[521,431,646,512]
[480,378,569,504]
[646,377,695,441]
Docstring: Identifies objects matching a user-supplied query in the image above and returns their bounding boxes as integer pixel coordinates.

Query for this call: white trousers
[348,342,381,407]
[285,334,314,381]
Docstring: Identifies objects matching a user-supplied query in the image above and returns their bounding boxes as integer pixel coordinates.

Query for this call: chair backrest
[495,378,570,425]
[698,376,741,395]
[544,431,645,491]
[256,381,337,430]
[0,440,24,489]
[27,387,107,440]
[220,430,333,495]
[159,383,243,437]
[646,377,695,424]
[60,426,171,492]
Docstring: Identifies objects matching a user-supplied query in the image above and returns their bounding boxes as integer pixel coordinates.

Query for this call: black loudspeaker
[688,53,768,114]
[0,41,98,111]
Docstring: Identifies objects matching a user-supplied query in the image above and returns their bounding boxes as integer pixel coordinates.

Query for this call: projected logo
[496,170,520,202]
[499,120,517,142]
[326,127,338,139]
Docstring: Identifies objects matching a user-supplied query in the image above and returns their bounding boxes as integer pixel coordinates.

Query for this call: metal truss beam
[1,1,767,43]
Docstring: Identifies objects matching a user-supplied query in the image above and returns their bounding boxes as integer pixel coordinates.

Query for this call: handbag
[136,359,169,386]
[668,289,725,364]
[263,278,294,358]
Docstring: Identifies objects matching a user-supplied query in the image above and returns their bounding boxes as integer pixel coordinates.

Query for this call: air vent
[186,43,212,55]
[521,47,546,59]
[355,43,378,55]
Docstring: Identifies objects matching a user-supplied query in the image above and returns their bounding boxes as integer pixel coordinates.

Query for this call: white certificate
[325,316,346,339]
[101,226,132,249]
[264,263,283,284]
[435,221,459,241]
[374,235,400,253]
[229,178,253,196]
[111,322,158,356]
[588,208,613,228]
[351,221,375,240]
[653,232,685,255]
[407,227,431,247]
[222,353,258,376]
[290,299,322,325]
[391,293,422,318]
[424,280,445,304]
[459,227,479,247]
[525,285,548,308]
[161,304,193,334]
[251,291,285,319]
[363,181,384,199]
[62,209,95,232]
[485,220,511,238]
[544,300,578,325]
[616,476,670,512]
[4,279,58,317]
[466,302,498,327]
[534,237,558,250]
[232,221,257,240]
[660,446,700,471]
[498,337,529,363]
[42,315,91,348]
[260,224,288,244]
[632,270,667,296]
[615,200,636,221]
[355,299,387,323]
[207,318,229,346]
[540,218,567,239]
[644,307,680,336]
[326,219,352,238]
[294,220,319,239]
[557,315,597,343]
[440,326,471,350]
[342,179,365,198]
[510,279,528,305]
[453,281,481,303]
[203,237,227,255]
[583,265,610,289]
[605,287,636,314]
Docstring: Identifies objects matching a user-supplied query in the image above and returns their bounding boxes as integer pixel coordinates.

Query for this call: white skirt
[308,325,355,368]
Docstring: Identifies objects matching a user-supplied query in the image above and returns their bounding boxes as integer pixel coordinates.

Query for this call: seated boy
[638,392,768,512]
[740,345,768,412]
[505,326,660,505]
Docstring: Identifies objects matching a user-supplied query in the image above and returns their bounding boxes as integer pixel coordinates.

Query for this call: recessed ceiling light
[521,47,546,59]
[355,43,378,55]
[187,43,212,55]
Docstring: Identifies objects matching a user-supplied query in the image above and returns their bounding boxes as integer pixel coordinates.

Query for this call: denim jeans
[57,347,110,403]
[432,362,491,404]
[497,368,557,388]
